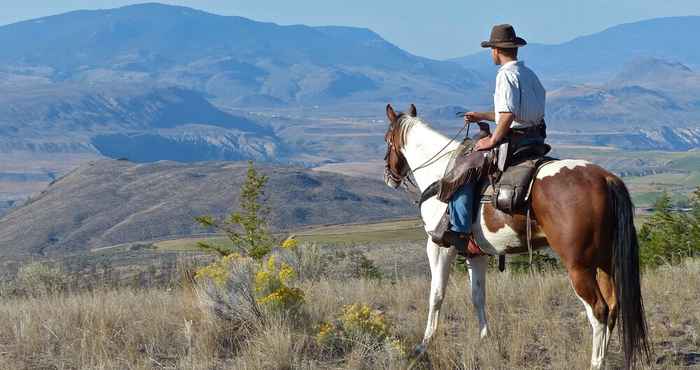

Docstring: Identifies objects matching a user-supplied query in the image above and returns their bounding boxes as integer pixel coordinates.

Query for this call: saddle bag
[492,159,539,213]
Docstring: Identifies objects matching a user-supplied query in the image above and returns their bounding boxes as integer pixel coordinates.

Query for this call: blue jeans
[448,182,474,233]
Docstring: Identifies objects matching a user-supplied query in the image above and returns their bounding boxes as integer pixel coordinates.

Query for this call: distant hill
[0,160,415,258]
[0,84,282,162]
[0,84,267,134]
[0,3,483,106]
[612,57,694,83]
[546,56,700,134]
[452,16,700,83]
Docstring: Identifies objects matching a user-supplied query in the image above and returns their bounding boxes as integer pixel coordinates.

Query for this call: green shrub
[279,239,330,283]
[194,254,264,326]
[638,190,700,267]
[315,303,406,360]
[195,244,306,328]
[254,254,305,312]
[15,262,68,297]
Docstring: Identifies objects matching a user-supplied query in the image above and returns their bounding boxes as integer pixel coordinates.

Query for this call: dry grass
[1,260,698,369]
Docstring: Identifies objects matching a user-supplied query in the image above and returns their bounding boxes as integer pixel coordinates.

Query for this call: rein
[410,120,470,174]
[397,117,472,204]
[387,113,475,201]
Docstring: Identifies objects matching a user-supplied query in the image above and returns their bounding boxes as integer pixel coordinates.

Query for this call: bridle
[383,118,411,189]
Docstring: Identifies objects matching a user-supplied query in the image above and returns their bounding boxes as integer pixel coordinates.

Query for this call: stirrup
[452,232,485,258]
[466,237,485,257]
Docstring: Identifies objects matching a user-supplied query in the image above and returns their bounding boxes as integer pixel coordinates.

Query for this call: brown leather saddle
[420,122,552,211]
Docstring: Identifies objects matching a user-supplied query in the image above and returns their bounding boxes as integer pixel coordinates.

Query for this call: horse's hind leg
[596,265,618,333]
[569,267,612,370]
[418,240,456,352]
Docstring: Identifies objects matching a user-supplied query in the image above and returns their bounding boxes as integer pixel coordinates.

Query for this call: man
[433,24,546,254]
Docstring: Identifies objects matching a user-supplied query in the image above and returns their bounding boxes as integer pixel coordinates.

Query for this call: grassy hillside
[0,160,415,258]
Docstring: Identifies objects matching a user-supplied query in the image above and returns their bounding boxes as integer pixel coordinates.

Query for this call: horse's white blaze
[575,293,610,370]
[472,204,520,255]
[536,159,591,180]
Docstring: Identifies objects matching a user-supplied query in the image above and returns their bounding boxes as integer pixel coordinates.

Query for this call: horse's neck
[401,119,458,191]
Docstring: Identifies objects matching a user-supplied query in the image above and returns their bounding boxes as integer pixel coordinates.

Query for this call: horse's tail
[606,176,651,369]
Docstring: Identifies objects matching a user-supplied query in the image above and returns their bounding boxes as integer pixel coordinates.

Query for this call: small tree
[195,161,273,260]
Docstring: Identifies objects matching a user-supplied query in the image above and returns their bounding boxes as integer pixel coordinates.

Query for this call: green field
[556,147,700,207]
[152,218,426,252]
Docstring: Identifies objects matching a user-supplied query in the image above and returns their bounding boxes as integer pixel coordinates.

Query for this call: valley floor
[1,259,698,369]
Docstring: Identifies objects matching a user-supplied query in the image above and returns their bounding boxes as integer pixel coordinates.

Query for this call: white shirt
[494,60,546,129]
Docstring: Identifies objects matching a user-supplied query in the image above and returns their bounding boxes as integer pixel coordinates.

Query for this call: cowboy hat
[481,24,527,48]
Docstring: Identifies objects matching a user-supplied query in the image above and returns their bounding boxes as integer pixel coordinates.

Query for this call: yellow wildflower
[254,270,271,292]
[316,322,335,346]
[281,237,298,250]
[253,254,304,311]
[278,263,296,284]
[195,253,243,287]
[341,303,390,339]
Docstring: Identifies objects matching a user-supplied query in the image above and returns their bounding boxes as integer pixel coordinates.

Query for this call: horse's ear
[386,104,397,123]
[408,104,417,117]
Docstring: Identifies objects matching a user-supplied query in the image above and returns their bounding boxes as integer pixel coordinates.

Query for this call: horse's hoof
[479,327,489,339]
[412,343,428,357]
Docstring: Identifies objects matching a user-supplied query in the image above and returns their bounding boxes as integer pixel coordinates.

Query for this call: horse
[382,104,650,370]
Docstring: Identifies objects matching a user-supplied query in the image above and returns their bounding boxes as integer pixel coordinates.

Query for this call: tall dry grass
[1,260,698,369]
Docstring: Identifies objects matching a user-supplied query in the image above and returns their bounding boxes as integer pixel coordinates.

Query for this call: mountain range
[452,16,700,84]
[0,3,482,106]
[0,2,491,169]
[2,5,700,163]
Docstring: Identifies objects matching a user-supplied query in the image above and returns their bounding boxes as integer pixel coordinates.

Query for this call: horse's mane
[393,114,448,150]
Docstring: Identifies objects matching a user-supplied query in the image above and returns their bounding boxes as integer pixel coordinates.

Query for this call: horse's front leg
[467,254,489,338]
[418,240,456,353]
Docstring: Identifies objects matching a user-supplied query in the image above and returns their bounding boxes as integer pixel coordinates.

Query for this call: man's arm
[474,112,513,151]
[465,111,495,123]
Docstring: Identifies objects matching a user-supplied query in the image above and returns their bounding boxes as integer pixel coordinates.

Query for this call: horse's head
[383,103,416,189]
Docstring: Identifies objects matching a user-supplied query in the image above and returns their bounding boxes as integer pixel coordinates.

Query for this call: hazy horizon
[3,0,700,60]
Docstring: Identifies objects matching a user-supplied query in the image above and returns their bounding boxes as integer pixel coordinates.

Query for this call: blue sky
[4,0,700,59]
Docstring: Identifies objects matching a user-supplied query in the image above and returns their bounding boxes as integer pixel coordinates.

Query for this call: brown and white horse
[382,104,650,370]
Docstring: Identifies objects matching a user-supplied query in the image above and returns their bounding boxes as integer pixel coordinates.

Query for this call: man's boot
[430,230,484,258]
[442,230,470,256]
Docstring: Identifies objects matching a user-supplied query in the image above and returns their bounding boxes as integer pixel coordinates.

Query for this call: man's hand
[474,136,495,151]
[464,112,482,123]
